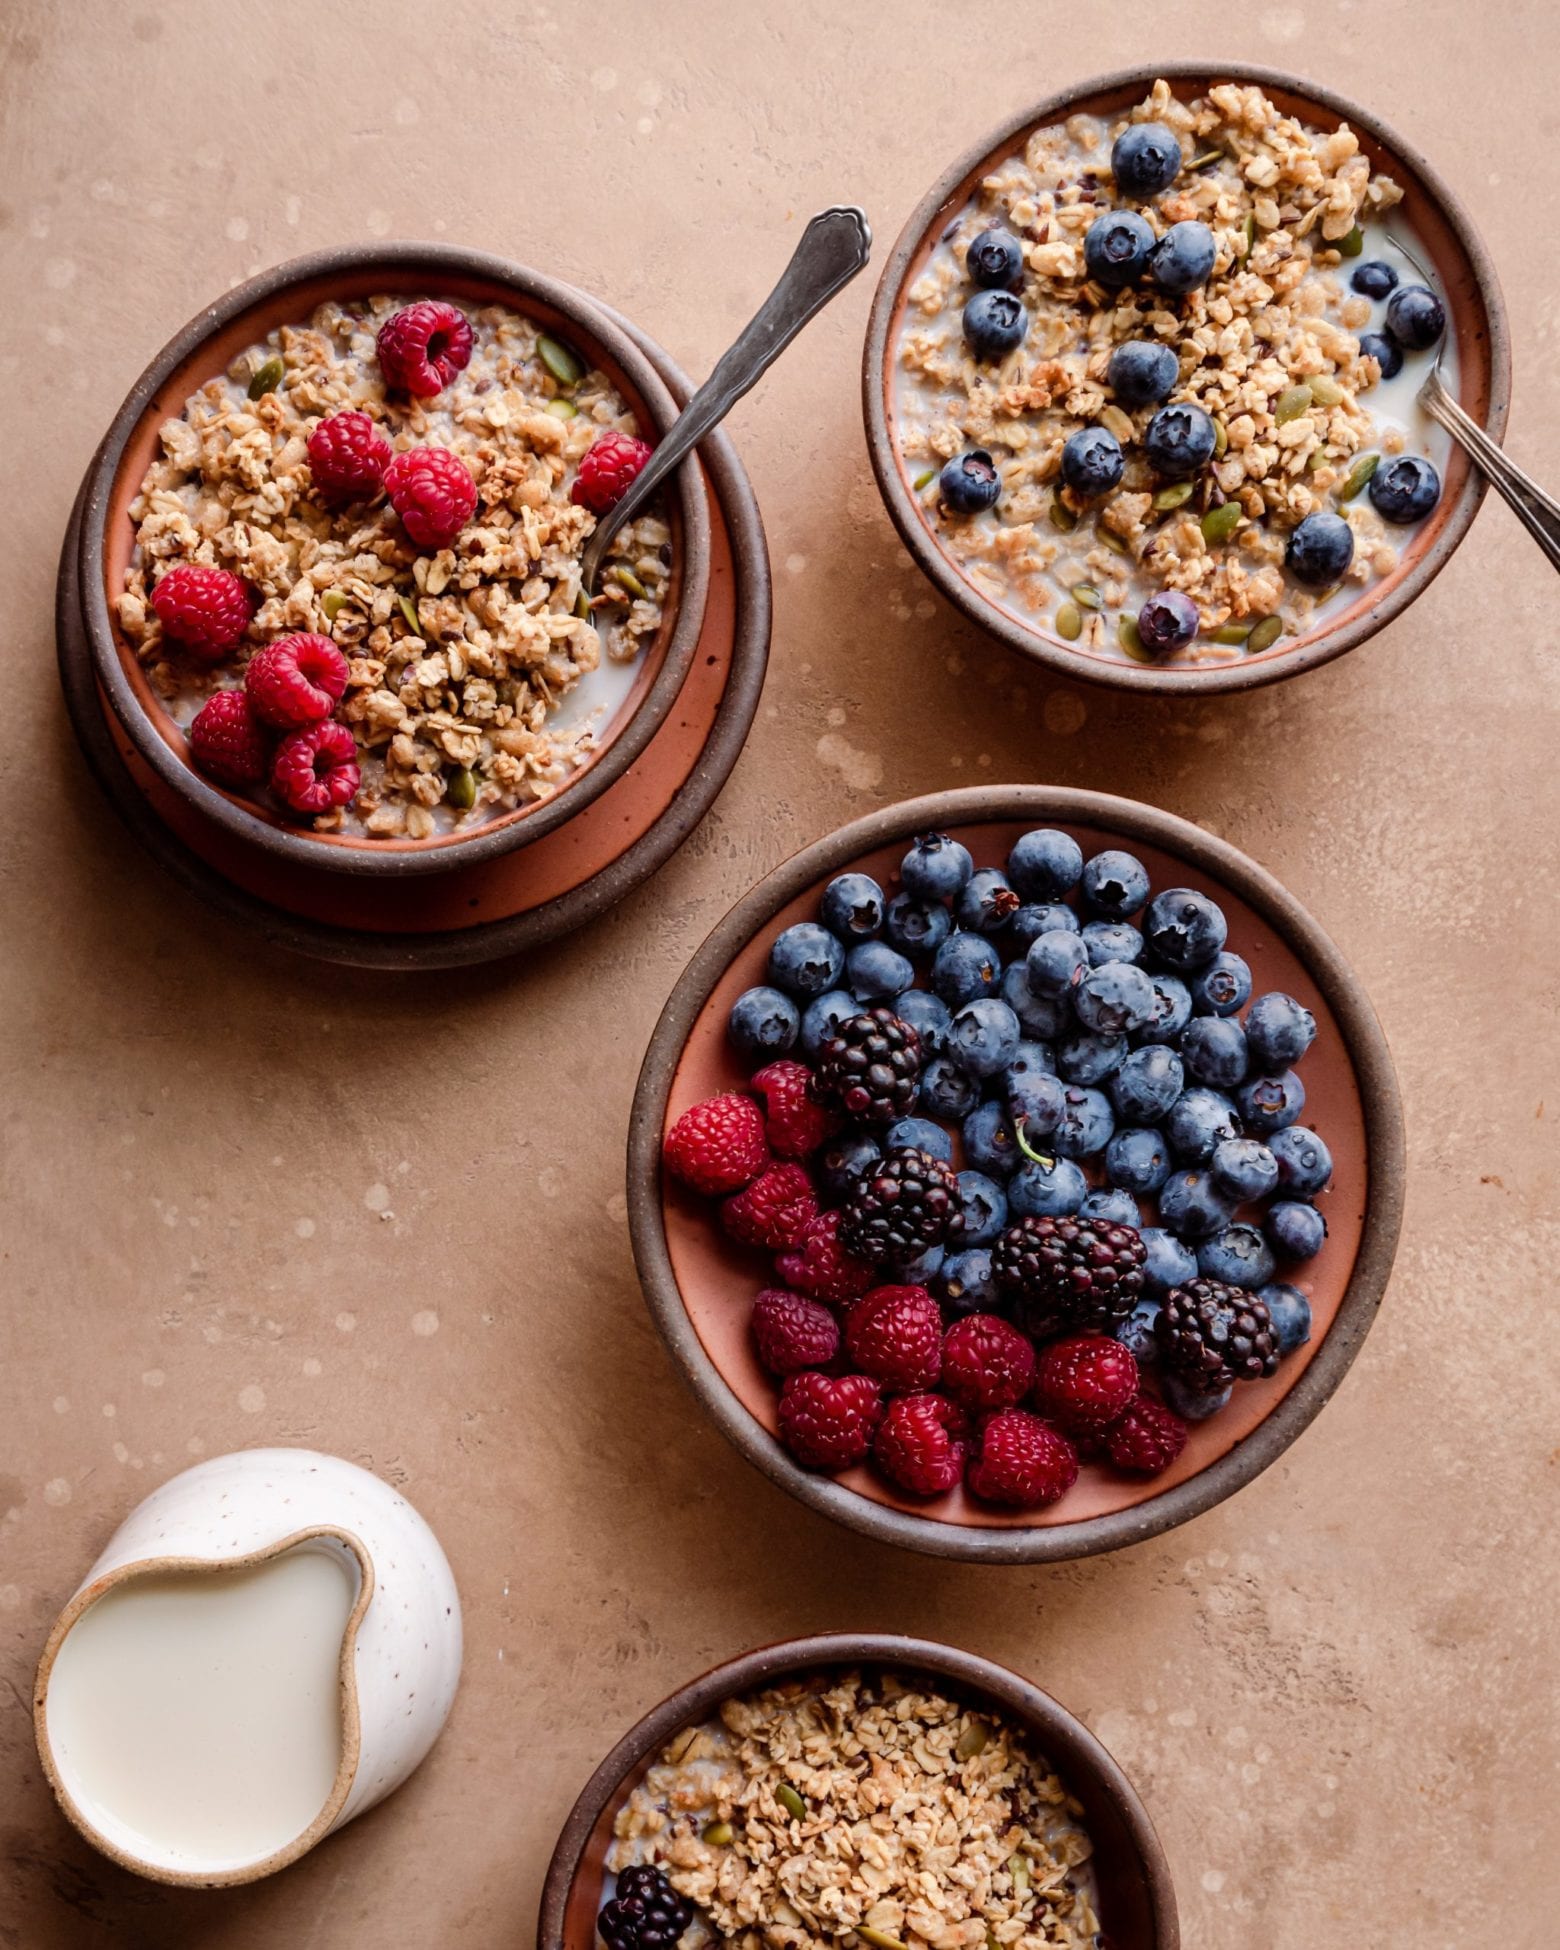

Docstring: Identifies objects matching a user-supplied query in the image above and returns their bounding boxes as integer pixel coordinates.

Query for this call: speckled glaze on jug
[33,1447,463,1887]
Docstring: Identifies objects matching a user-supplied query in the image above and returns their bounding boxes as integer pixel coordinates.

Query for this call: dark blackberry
[1155,1277,1280,1389]
[991,1213,1146,1340]
[599,1865,693,1950]
[839,1146,959,1265]
[812,1007,923,1126]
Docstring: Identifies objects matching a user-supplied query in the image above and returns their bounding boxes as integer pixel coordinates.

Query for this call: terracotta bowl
[78,244,712,878]
[539,1633,1179,1950]
[628,787,1405,1563]
[862,62,1510,695]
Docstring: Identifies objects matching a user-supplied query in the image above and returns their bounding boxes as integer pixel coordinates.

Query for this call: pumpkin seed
[1309,373,1344,408]
[1096,525,1129,555]
[246,355,285,400]
[574,589,592,621]
[1118,613,1151,660]
[1338,224,1364,258]
[538,334,584,387]
[1070,581,1102,610]
[610,565,649,601]
[1047,497,1077,533]
[1247,614,1283,654]
[776,1784,806,1822]
[1337,452,1380,502]
[1212,621,1254,645]
[1188,148,1224,171]
[856,1932,910,1950]
[1100,404,1134,444]
[1152,481,1194,512]
[702,1820,734,1846]
[1274,384,1313,425]
[1055,602,1083,641]
[321,590,348,621]
[955,1720,990,1759]
[1212,416,1228,458]
[544,396,578,421]
[913,466,937,491]
[1306,448,1329,472]
[397,593,421,633]
[1200,501,1242,544]
[445,766,476,811]
[1240,212,1256,258]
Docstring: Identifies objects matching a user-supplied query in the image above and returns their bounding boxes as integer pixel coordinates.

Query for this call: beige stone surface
[2,2,1558,1944]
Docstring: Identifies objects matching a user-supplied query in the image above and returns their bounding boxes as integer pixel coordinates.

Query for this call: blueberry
[1140,1227,1198,1295]
[800,988,857,1063]
[1143,401,1216,478]
[1358,331,1403,380]
[939,449,1002,514]
[1005,1057,1066,1142]
[1197,1222,1276,1289]
[963,1100,1020,1178]
[1115,1298,1164,1366]
[1008,1154,1089,1218]
[1157,1168,1236,1241]
[1235,1070,1307,1135]
[1008,901,1077,949]
[1179,1016,1249,1090]
[883,892,952,963]
[1137,590,1200,656]
[1209,1137,1279,1203]
[1000,961,1068,1040]
[1082,920,1144,966]
[1190,951,1251,1017]
[1385,282,1445,352]
[1107,338,1180,410]
[848,940,915,1001]
[1245,993,1316,1072]
[892,987,951,1056]
[1083,210,1155,287]
[893,1243,946,1285]
[820,870,885,942]
[1007,827,1083,900]
[966,225,1025,290]
[1026,928,1088,998]
[953,1170,1009,1247]
[1005,1037,1058,1085]
[816,1130,881,1202]
[1267,1200,1327,1260]
[1368,455,1441,524]
[1112,120,1182,198]
[1110,1045,1184,1124]
[1134,972,1194,1045]
[1105,1125,1172,1196]
[1061,426,1125,499]
[919,1053,979,1121]
[1148,220,1217,296]
[902,831,973,902]
[1165,1087,1242,1163]
[881,1115,953,1163]
[955,868,1022,935]
[963,288,1028,360]
[930,931,1002,1007]
[1258,1281,1312,1355]
[1052,1083,1115,1158]
[1269,1125,1332,1198]
[1143,887,1227,973]
[1075,959,1156,1035]
[1056,1030,1126,1086]
[1080,848,1150,918]
[1286,511,1355,587]
[1350,259,1398,300]
[728,985,800,1058]
[1082,1187,1143,1228]
[1160,1372,1232,1420]
[947,997,1022,1079]
[939,1247,999,1316]
[767,921,846,998]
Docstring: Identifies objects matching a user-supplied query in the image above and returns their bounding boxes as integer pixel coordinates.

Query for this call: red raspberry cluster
[178,627,360,819]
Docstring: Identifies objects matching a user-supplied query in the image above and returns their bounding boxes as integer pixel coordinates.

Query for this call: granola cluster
[607,1672,1099,1950]
[115,296,671,836]
[896,78,1422,663]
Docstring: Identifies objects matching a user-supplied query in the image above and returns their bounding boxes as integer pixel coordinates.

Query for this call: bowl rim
[536,1631,1180,1949]
[78,241,712,879]
[627,786,1406,1564]
[861,60,1512,696]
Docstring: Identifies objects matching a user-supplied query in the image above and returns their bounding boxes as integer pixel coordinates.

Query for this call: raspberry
[750,1287,839,1377]
[1034,1334,1140,1434]
[1104,1397,1189,1475]
[774,1210,875,1308]
[750,1060,837,1159]
[187,689,268,789]
[777,1371,882,1470]
[383,447,478,550]
[966,1409,1079,1509]
[570,429,653,515]
[375,301,474,397]
[663,1094,768,1197]
[270,719,360,817]
[150,564,250,661]
[721,1164,818,1251]
[307,409,393,501]
[941,1314,1037,1412]
[874,1393,969,1496]
[244,633,349,729]
[844,1285,943,1392]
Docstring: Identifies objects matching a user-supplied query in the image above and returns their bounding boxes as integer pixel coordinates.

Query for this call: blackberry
[812,1007,922,1125]
[599,1865,693,1950]
[991,1213,1146,1340]
[839,1146,959,1265]
[1155,1277,1280,1389]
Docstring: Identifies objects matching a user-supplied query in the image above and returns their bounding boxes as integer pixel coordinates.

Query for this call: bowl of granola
[539,1634,1178,1950]
[77,245,712,874]
[863,65,1508,692]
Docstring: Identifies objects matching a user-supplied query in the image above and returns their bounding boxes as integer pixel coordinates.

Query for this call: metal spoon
[580,205,872,593]
[1418,365,1560,574]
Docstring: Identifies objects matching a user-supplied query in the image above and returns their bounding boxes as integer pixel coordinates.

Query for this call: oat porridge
[114,293,673,837]
[893,77,1458,666]
[600,1671,1100,1950]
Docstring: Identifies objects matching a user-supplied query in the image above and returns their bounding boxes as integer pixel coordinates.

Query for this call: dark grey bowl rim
[79,242,712,879]
[537,1632,1180,1949]
[627,786,1406,1564]
[861,61,1512,696]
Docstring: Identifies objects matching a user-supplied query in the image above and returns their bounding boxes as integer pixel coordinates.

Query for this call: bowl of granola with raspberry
[77,245,712,874]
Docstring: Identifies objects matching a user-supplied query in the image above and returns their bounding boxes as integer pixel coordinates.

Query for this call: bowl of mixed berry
[631,788,1403,1560]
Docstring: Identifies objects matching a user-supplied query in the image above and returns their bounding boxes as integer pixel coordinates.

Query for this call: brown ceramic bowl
[862,63,1510,695]
[628,787,1405,1563]
[78,244,712,877]
[539,1633,1178,1950]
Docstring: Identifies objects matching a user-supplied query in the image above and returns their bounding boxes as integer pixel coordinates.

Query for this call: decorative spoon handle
[1419,365,1560,575]
[581,206,872,589]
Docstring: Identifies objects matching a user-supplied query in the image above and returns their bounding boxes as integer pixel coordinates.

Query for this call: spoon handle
[1419,366,1560,575]
[582,206,872,583]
